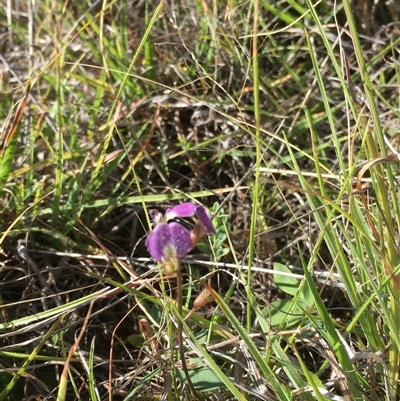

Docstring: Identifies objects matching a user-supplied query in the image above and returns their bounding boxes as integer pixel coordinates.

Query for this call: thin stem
[247,0,261,334]
[176,269,199,398]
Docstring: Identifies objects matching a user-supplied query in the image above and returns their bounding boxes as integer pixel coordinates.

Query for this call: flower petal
[168,222,193,257]
[149,209,163,225]
[165,202,197,220]
[145,223,171,262]
[145,221,192,264]
[196,206,216,234]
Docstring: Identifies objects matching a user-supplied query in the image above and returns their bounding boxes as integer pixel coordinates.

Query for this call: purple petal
[149,209,163,225]
[145,223,171,262]
[196,206,216,234]
[145,221,192,263]
[168,222,193,257]
[165,202,197,220]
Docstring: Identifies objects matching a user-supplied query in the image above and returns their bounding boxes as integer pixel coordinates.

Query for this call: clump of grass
[1,0,400,400]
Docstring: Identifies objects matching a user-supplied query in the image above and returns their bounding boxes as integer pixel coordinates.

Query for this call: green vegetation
[1,0,400,399]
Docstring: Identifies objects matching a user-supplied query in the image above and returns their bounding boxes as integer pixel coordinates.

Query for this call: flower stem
[176,268,199,398]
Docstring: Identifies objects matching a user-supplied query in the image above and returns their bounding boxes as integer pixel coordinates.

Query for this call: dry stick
[56,300,95,401]
[1,82,31,156]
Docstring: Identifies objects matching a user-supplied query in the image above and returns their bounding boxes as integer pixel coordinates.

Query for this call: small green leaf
[125,334,145,348]
[175,358,224,392]
[265,298,308,328]
[274,262,300,295]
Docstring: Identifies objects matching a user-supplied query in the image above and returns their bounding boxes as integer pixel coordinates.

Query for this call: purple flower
[145,202,215,273]
[194,204,216,235]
